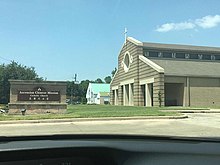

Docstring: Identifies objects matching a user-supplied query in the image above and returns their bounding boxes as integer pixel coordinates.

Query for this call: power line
[0,56,12,62]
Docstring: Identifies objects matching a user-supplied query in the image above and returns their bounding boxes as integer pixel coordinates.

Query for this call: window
[203,54,211,60]
[189,54,198,59]
[176,53,185,59]
[123,51,131,72]
[149,51,158,57]
[215,55,220,60]
[144,50,220,61]
[163,52,172,58]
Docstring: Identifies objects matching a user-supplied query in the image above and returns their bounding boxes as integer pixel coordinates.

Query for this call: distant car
[72,101,81,105]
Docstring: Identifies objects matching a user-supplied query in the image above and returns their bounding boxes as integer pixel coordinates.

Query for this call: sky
[0,0,220,81]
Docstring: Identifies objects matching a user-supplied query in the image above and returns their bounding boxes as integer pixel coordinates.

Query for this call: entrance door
[125,84,129,105]
[121,86,123,105]
[141,83,153,107]
[165,83,184,106]
[146,83,153,107]
[141,85,146,106]
[150,83,153,106]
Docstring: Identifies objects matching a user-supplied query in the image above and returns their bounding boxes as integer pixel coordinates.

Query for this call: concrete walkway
[163,109,220,113]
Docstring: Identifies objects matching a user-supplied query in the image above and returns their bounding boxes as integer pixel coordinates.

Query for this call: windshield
[0,0,220,138]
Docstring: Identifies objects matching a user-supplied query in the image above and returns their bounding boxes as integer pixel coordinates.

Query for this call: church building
[110,37,220,107]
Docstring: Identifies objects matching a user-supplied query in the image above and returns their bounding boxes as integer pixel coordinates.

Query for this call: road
[1,113,220,137]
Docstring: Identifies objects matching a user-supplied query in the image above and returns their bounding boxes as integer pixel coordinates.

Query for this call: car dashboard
[0,135,220,165]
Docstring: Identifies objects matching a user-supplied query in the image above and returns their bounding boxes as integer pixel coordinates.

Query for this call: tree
[79,80,90,104]
[0,61,43,104]
[95,78,103,83]
[66,81,81,104]
[104,76,112,83]
[158,91,162,107]
[66,79,90,104]
[111,67,117,77]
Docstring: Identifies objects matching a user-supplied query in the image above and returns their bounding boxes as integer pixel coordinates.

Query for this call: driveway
[0,113,220,137]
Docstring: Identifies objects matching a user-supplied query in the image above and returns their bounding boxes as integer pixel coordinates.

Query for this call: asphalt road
[1,113,220,137]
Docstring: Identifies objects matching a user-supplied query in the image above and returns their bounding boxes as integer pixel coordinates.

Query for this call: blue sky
[0,0,220,81]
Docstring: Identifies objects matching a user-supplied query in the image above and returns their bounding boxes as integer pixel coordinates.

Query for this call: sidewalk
[162,109,220,113]
[0,114,188,124]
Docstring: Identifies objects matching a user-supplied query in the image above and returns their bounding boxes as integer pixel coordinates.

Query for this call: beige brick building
[110,37,220,107]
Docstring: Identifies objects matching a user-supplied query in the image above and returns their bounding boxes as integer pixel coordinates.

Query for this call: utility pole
[74,74,77,82]
[71,74,78,105]
[71,83,73,105]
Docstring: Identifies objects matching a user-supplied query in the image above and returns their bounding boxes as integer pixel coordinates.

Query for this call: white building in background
[86,83,110,104]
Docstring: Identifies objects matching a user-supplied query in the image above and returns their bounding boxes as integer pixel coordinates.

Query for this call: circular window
[123,51,131,72]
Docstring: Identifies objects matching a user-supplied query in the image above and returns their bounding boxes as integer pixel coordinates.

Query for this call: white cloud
[195,15,220,28]
[156,22,195,32]
[156,15,220,32]
[156,23,174,32]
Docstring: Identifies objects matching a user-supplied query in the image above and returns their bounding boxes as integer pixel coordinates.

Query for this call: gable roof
[89,83,110,94]
[127,36,220,53]
[143,42,220,53]
[151,59,220,77]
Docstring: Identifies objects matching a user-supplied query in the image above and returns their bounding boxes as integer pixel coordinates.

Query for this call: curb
[162,110,220,113]
[0,114,188,124]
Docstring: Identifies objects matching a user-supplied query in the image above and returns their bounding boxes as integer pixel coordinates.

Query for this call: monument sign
[9,80,67,114]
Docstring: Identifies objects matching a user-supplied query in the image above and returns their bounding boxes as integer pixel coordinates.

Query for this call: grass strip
[0,105,179,121]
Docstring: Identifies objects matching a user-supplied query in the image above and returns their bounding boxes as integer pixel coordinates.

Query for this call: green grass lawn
[0,105,180,121]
